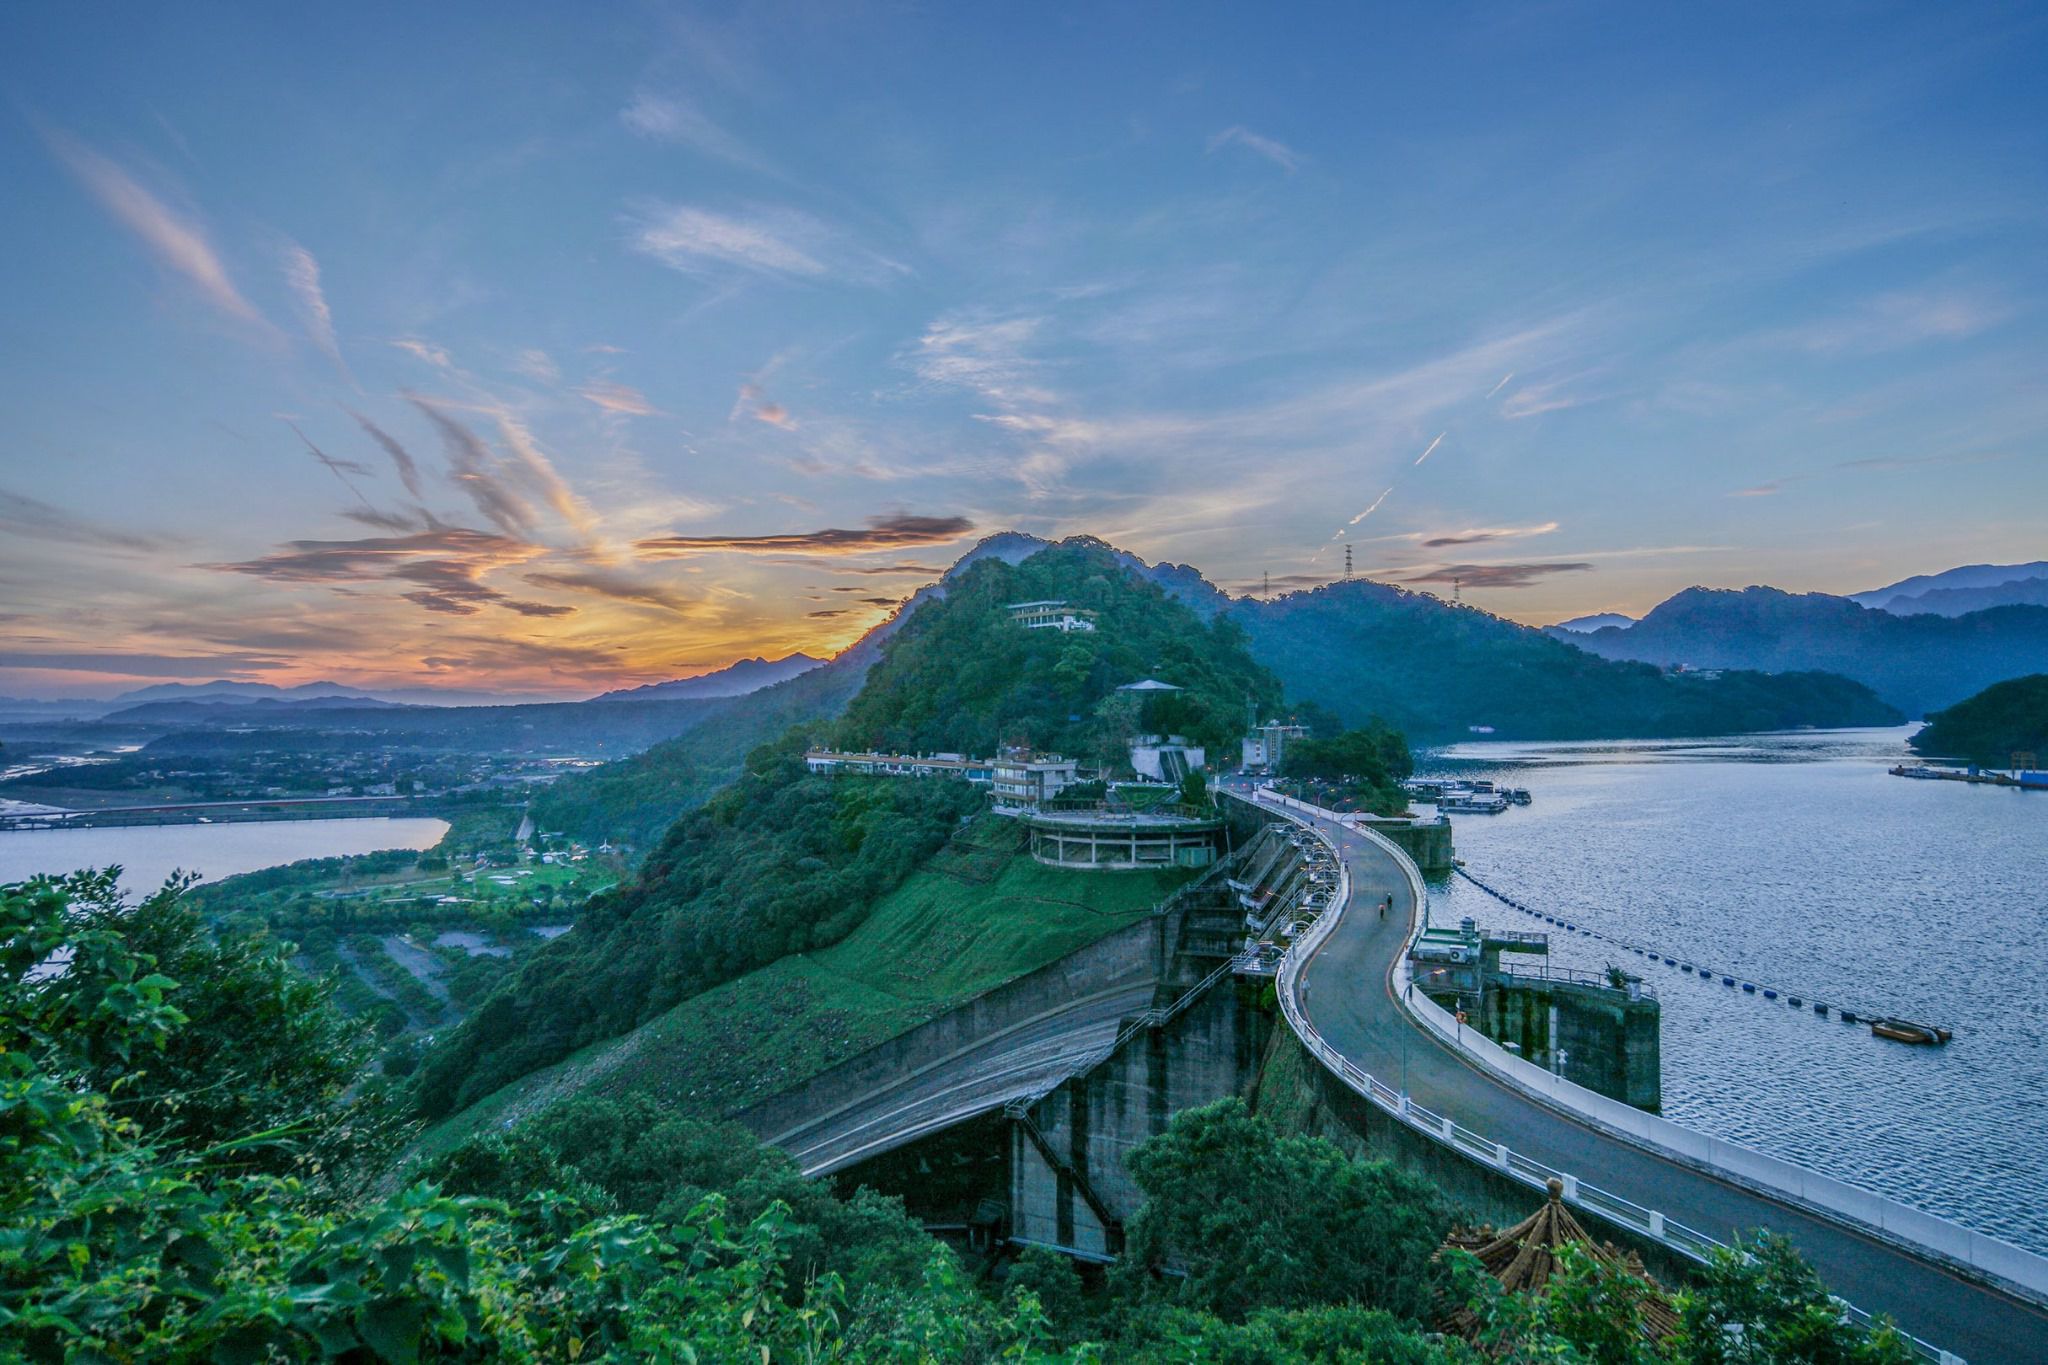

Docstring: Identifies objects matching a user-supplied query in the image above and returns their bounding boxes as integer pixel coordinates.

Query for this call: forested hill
[1230,580,1900,741]
[1560,587,2048,717]
[1909,674,2048,766]
[833,538,1280,760]
[526,530,1052,848]
[417,538,1274,1116]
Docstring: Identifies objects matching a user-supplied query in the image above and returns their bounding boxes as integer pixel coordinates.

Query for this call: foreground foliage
[1,875,1924,1362]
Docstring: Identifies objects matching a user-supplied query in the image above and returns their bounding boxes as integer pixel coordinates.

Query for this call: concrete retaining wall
[737,908,1175,1145]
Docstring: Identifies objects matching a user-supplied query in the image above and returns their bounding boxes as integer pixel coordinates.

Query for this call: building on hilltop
[991,752,1083,810]
[1241,720,1309,771]
[1115,677,1181,694]
[1006,599,1098,632]
[805,749,995,784]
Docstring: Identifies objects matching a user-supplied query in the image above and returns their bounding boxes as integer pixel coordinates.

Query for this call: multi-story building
[1241,721,1310,771]
[991,752,1082,809]
[1006,599,1098,632]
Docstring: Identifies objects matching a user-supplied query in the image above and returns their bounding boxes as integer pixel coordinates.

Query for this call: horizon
[4,3,2044,699]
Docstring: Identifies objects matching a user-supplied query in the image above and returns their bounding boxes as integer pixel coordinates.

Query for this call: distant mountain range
[1550,612,1636,634]
[597,654,825,702]
[1553,586,2048,717]
[1849,561,2048,618]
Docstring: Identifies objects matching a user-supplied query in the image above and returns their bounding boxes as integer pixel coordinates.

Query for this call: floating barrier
[1451,866,1950,1041]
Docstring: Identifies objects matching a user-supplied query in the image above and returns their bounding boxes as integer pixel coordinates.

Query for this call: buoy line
[1450,866,1951,1036]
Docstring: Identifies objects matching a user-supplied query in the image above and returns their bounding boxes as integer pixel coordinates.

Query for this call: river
[1422,725,2048,1255]
[0,817,450,897]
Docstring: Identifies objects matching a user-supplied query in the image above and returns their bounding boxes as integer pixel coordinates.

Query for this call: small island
[1909,674,2048,769]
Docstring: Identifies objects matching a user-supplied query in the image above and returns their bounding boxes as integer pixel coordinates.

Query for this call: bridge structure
[1231,781,2048,1365]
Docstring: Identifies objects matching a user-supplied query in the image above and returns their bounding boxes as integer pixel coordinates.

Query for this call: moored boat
[1870,1017,1952,1045]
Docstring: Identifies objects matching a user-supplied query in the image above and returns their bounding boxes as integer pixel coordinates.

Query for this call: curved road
[1253,789,2048,1364]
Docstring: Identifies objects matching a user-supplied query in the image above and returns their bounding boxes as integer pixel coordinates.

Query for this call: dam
[745,783,2048,1363]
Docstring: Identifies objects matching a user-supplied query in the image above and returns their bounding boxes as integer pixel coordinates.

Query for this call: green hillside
[1910,673,2048,765]
[413,818,1194,1157]
[415,744,984,1116]
[838,537,1281,762]
[530,651,872,850]
[1233,580,1902,741]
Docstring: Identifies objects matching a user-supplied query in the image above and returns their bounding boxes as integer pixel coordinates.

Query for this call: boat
[1440,792,1509,814]
[1870,1017,1953,1045]
[1502,787,1532,805]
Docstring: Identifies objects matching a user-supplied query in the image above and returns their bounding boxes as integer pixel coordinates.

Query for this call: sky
[1,2,2044,700]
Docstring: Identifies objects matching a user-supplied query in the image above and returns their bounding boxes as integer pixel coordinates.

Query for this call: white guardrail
[1244,787,2039,1365]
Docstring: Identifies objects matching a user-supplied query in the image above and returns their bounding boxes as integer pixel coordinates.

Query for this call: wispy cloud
[577,380,659,416]
[285,421,375,506]
[1206,125,1303,173]
[1400,561,1594,589]
[281,242,351,378]
[628,202,908,284]
[908,313,1055,407]
[349,410,428,500]
[0,650,287,678]
[620,90,770,173]
[730,381,796,428]
[46,129,268,329]
[0,488,177,554]
[1768,289,2010,355]
[391,337,453,368]
[1420,521,1560,548]
[637,513,975,558]
[1730,448,2010,499]
[202,527,565,619]
[523,567,702,614]
[406,396,538,536]
[513,348,560,384]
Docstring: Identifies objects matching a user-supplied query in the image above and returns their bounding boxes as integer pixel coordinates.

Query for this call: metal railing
[1236,788,1965,1365]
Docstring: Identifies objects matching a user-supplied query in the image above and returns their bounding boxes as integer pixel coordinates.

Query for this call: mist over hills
[1557,586,2048,717]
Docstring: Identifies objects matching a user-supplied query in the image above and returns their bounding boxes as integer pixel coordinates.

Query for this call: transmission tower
[1344,545,1353,579]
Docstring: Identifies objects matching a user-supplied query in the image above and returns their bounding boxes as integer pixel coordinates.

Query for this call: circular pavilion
[1020,804,1225,870]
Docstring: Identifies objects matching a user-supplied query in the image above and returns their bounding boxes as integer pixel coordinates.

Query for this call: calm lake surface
[1422,726,2048,1255]
[0,817,450,896]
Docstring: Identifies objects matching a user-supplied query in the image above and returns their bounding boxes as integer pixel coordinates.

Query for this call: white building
[1007,599,1098,632]
[805,749,994,784]
[1242,721,1310,770]
[991,753,1082,809]
[1129,734,1205,784]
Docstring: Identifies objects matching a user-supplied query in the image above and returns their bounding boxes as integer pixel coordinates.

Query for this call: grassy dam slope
[414,817,1196,1160]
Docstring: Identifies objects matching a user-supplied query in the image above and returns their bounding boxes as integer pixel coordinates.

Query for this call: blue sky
[2,1,2043,697]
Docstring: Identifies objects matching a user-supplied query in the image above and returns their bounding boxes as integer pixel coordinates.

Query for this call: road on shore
[1235,785,2048,1364]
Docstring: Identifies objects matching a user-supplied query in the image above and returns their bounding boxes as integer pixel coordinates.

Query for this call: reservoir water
[1423,726,2048,1255]
[0,817,450,897]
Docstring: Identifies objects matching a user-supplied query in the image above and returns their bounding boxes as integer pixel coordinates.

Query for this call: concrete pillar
[1648,1210,1665,1239]
[1561,1174,1579,1203]
[1494,1143,1510,1170]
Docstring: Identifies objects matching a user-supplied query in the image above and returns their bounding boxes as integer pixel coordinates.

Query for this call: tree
[1669,1233,1915,1365]
[1122,1099,1449,1323]
[29,871,404,1193]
